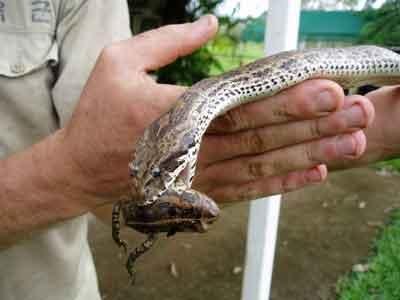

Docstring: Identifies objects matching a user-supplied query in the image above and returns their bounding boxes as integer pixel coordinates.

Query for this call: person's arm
[0,0,132,247]
[0,15,221,247]
[0,130,93,248]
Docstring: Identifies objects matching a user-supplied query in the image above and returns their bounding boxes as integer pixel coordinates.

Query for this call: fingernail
[306,168,322,183]
[344,104,366,127]
[195,14,214,27]
[316,91,336,113]
[337,135,356,155]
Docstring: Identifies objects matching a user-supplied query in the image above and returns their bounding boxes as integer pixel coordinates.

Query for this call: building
[242,10,365,49]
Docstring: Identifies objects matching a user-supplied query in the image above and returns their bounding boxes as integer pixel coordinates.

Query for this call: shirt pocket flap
[0,31,58,77]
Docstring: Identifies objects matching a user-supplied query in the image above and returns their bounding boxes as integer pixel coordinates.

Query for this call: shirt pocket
[0,29,58,77]
[0,0,58,77]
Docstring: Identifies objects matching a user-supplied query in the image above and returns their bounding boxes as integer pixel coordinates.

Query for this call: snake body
[130,45,400,203]
[113,46,400,279]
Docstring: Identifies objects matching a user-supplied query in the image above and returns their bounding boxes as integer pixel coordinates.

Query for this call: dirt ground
[89,167,400,300]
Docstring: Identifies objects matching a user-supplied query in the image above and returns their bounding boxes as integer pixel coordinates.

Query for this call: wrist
[0,131,98,243]
[42,129,108,211]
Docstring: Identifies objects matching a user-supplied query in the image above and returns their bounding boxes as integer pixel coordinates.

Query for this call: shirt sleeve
[51,0,132,126]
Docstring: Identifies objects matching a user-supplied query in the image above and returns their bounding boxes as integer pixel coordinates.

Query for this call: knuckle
[328,116,347,132]
[248,161,267,179]
[270,159,286,175]
[215,104,255,132]
[282,173,305,193]
[220,108,244,132]
[273,97,294,119]
[309,119,323,138]
[304,143,318,164]
[133,30,155,43]
[230,107,245,130]
[245,129,267,153]
[281,174,294,193]
[236,189,253,202]
[239,186,261,202]
[275,179,285,194]
[282,180,296,193]
[100,43,122,61]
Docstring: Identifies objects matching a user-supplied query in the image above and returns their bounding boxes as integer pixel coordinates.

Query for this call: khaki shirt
[0,1,131,299]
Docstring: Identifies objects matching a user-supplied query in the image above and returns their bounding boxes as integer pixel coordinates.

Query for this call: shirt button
[10,63,25,74]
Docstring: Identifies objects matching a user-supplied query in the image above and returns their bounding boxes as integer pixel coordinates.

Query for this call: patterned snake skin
[113,46,400,280]
[130,45,400,205]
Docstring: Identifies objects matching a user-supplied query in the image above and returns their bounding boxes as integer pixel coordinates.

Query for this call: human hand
[193,80,374,202]
[53,15,374,209]
[54,16,219,209]
[326,85,400,170]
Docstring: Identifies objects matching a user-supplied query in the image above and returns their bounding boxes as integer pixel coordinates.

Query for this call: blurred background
[89,1,400,299]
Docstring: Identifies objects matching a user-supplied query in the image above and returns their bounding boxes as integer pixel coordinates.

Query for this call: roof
[300,11,364,41]
[242,10,365,42]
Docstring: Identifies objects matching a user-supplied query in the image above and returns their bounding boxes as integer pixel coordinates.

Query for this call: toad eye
[151,167,161,177]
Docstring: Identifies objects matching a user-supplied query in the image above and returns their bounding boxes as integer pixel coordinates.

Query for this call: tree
[127,0,237,85]
[359,0,400,46]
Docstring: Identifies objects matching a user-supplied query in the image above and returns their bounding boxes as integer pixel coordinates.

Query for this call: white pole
[241,1,301,300]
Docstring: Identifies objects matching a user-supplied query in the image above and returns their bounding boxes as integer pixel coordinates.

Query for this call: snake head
[130,131,196,204]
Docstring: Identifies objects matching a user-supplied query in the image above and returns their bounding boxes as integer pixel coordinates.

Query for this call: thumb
[126,15,218,71]
[144,84,187,115]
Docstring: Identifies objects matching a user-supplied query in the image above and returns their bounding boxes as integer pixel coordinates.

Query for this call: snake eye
[129,162,140,177]
[151,167,161,177]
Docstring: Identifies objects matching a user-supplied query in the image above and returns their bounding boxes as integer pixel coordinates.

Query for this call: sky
[217,0,387,18]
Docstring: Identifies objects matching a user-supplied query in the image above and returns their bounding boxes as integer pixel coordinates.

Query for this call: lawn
[208,41,264,75]
[376,159,400,173]
[336,210,400,300]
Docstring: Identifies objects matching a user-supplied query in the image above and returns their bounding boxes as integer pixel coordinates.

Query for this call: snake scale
[112,45,400,280]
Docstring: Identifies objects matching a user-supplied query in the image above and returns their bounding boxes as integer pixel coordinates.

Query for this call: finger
[342,95,375,123]
[157,84,187,100]
[205,165,327,203]
[327,86,400,170]
[195,130,365,187]
[125,15,218,71]
[146,84,187,113]
[208,79,345,133]
[124,75,188,124]
[199,95,373,165]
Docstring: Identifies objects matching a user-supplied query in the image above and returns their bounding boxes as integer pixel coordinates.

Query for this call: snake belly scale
[112,46,400,280]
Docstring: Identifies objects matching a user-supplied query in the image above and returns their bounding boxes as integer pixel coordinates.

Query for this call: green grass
[208,42,264,75]
[375,159,400,173]
[336,210,400,300]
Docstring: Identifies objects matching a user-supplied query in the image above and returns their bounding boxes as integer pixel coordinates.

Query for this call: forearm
[0,130,95,248]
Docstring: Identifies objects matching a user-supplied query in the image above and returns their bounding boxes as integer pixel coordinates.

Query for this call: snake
[112,45,400,280]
